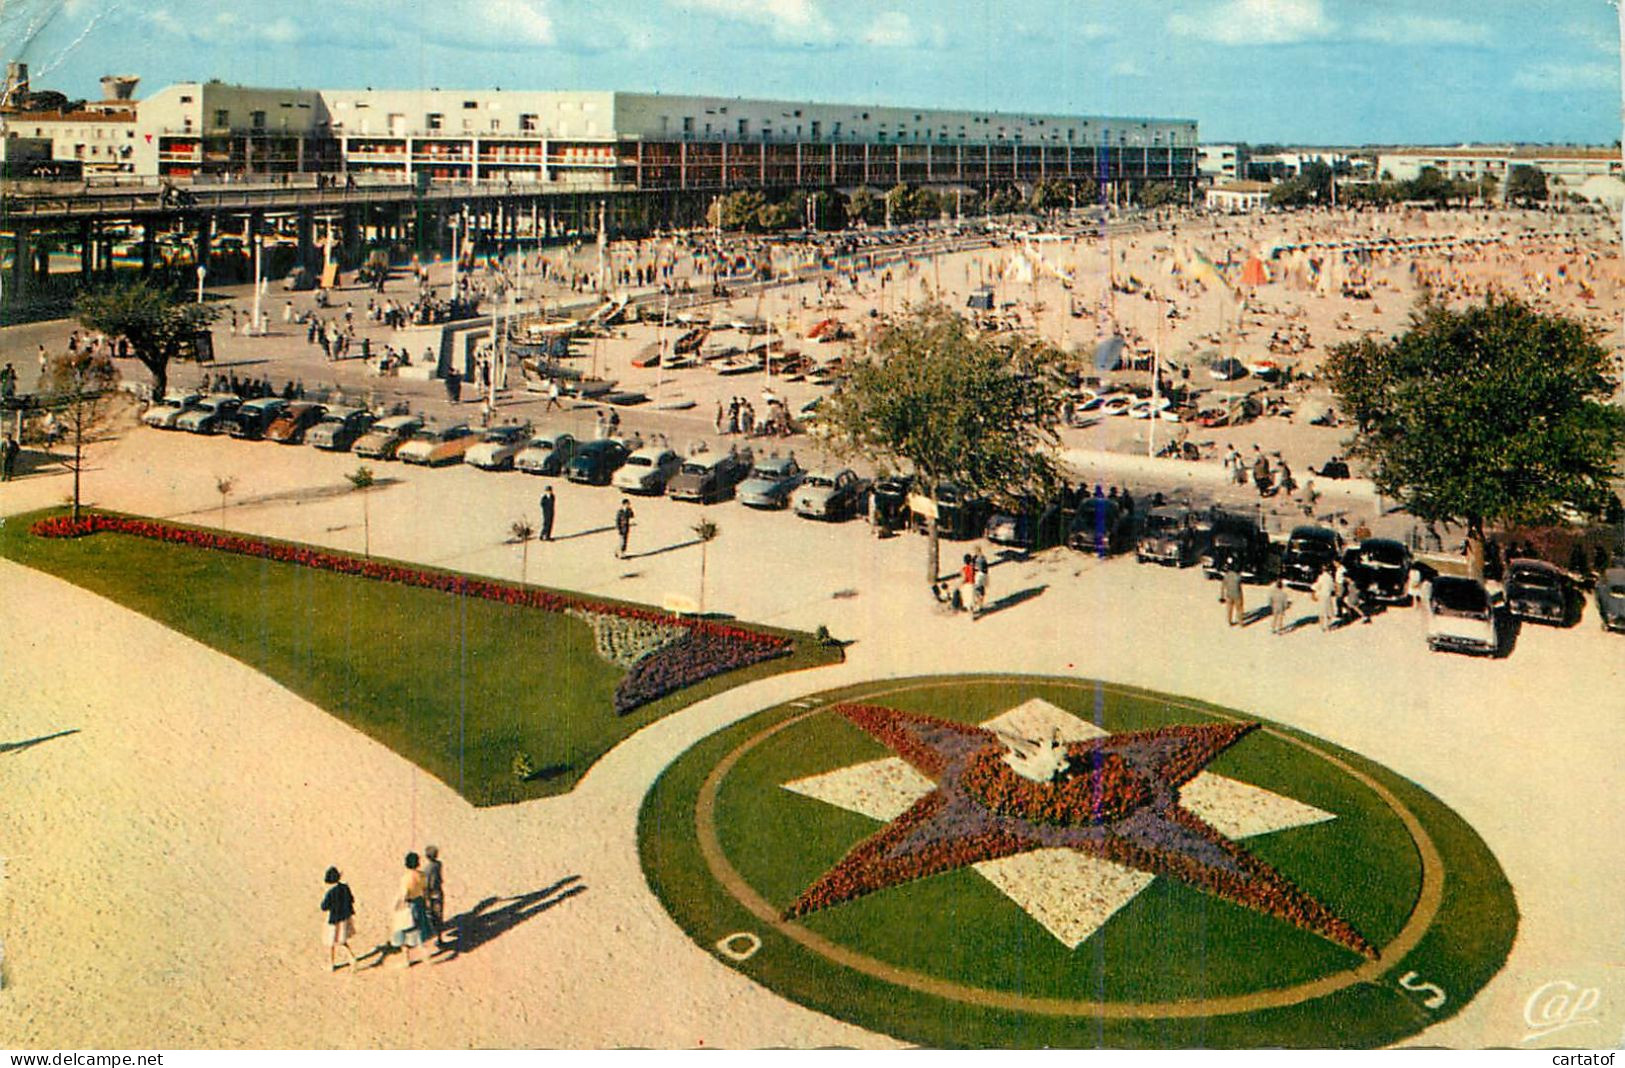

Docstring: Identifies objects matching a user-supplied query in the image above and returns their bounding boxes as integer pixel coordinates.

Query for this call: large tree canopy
[1324,295,1625,536]
[820,304,1070,580]
[75,278,216,400]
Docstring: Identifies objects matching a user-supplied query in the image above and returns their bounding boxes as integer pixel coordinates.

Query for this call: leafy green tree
[1028,180,1072,217]
[1268,178,1315,208]
[984,186,1024,216]
[884,184,940,225]
[1324,295,1625,541]
[1405,166,1453,205]
[1139,181,1182,209]
[1506,165,1548,206]
[74,278,217,400]
[819,304,1070,582]
[39,350,120,521]
[846,187,884,226]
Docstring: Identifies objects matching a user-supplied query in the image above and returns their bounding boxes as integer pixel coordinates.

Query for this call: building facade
[1375,146,1623,193]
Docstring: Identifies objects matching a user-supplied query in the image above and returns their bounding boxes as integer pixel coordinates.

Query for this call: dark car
[307,407,376,452]
[1136,506,1198,567]
[1596,566,1625,633]
[265,402,327,444]
[566,438,630,485]
[738,455,807,510]
[1201,511,1272,581]
[1504,558,1572,625]
[1068,497,1134,555]
[223,397,288,440]
[914,482,991,541]
[1281,525,1345,590]
[1343,538,1413,604]
[985,495,1069,551]
[668,447,753,503]
[870,475,915,533]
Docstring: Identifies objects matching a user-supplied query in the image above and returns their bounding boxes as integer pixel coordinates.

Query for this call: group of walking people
[320,845,446,972]
[933,547,990,618]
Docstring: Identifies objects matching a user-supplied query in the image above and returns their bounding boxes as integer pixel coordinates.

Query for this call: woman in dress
[320,867,358,972]
[390,852,434,968]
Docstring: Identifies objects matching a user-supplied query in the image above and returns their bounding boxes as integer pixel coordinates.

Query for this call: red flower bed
[32,513,792,714]
[961,743,1152,825]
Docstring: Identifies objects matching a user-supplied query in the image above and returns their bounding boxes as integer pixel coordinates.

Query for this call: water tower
[100,74,139,102]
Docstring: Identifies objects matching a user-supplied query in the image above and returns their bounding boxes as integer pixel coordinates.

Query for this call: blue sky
[4,0,1620,145]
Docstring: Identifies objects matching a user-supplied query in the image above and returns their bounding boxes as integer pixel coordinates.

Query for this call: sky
[2,0,1620,146]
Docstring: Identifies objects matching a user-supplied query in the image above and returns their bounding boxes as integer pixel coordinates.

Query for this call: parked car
[397,423,477,466]
[737,454,806,509]
[909,481,992,541]
[1596,566,1625,633]
[870,474,915,532]
[566,438,630,485]
[1281,525,1345,590]
[1504,558,1573,626]
[265,402,327,444]
[793,468,871,521]
[514,432,577,476]
[984,494,1069,551]
[1342,538,1413,604]
[1136,505,1199,566]
[1427,575,1499,655]
[1067,497,1135,555]
[223,397,289,440]
[668,447,753,503]
[1201,511,1272,581]
[465,423,534,471]
[613,445,683,494]
[175,393,243,434]
[307,407,376,451]
[142,391,202,430]
[354,414,423,460]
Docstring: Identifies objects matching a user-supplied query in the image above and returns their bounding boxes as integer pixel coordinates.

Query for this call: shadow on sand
[0,728,80,755]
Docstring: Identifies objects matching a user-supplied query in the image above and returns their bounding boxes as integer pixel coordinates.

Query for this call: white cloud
[682,0,835,45]
[1353,15,1488,47]
[145,8,305,46]
[1511,61,1618,93]
[1168,0,1333,46]
[862,11,915,48]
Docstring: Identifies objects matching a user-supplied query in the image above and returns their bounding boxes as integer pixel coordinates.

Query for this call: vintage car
[737,454,806,509]
[1136,505,1199,567]
[396,423,477,466]
[613,445,683,494]
[668,447,753,503]
[1427,575,1499,655]
[1596,566,1625,633]
[1342,538,1413,604]
[307,407,376,451]
[354,414,423,460]
[223,397,289,440]
[1280,525,1345,590]
[911,481,991,541]
[142,391,202,430]
[1504,558,1572,626]
[869,474,915,532]
[1067,497,1135,555]
[984,495,1069,551]
[465,423,534,471]
[1200,511,1272,581]
[175,393,243,434]
[514,432,577,476]
[566,438,630,485]
[265,402,328,444]
[792,468,871,521]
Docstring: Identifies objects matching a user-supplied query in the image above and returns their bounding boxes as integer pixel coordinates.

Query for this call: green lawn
[0,508,842,806]
[640,675,1518,1048]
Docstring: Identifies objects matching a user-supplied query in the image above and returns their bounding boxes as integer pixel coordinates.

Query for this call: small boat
[1129,398,1171,420]
[654,398,696,411]
[716,358,765,376]
[602,391,649,406]
[1101,394,1135,417]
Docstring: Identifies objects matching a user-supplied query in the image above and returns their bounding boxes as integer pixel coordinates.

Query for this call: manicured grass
[1,508,842,806]
[640,675,1518,1048]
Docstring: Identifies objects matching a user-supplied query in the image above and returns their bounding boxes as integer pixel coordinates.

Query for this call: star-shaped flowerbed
[782,699,1375,959]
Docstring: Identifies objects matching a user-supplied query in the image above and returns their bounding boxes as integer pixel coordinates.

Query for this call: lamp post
[195,264,206,303]
[250,229,263,336]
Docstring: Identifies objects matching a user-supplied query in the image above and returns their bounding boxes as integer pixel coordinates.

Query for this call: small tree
[346,465,375,556]
[510,517,536,584]
[74,278,217,400]
[692,518,719,612]
[214,475,236,528]
[39,351,119,521]
[1507,165,1548,206]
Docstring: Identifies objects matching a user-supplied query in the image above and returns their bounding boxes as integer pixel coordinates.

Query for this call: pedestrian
[538,486,555,541]
[445,370,462,404]
[423,845,445,947]
[320,866,359,972]
[1221,564,1245,626]
[1,434,19,481]
[614,498,634,558]
[959,554,976,615]
[1312,565,1338,631]
[545,377,562,412]
[389,852,433,969]
[972,547,989,617]
[1268,578,1291,635]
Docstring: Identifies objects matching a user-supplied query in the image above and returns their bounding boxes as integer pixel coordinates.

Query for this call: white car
[464,424,533,471]
[514,432,577,476]
[612,446,682,495]
[143,391,202,429]
[1427,576,1499,656]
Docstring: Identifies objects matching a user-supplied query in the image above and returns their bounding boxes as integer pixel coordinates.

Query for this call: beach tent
[1240,257,1268,287]
[1094,337,1128,371]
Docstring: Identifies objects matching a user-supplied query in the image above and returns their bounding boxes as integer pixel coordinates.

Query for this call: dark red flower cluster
[31,513,793,714]
[960,743,1152,825]
[834,703,984,781]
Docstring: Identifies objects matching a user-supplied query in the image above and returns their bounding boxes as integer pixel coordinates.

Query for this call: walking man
[544,377,562,412]
[614,498,634,558]
[1312,565,1338,631]
[1221,564,1245,626]
[1268,578,1291,635]
[423,845,445,947]
[1,434,20,481]
[538,486,555,542]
